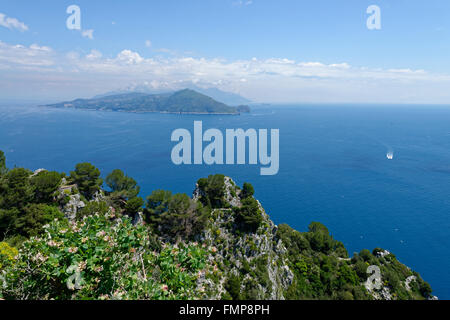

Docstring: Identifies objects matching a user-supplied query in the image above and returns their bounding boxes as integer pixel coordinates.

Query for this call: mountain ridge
[45,89,251,115]
[93,85,251,106]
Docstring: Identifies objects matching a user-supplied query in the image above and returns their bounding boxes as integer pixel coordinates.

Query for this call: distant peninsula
[44,89,251,115]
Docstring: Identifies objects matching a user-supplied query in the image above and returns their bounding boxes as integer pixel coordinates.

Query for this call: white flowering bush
[0,213,207,300]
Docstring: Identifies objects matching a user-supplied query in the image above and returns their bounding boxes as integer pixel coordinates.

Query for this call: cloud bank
[1,40,450,104]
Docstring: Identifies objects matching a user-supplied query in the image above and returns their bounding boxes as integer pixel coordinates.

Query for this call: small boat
[386,152,394,160]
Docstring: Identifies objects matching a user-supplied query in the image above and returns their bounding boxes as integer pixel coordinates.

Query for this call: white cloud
[1,40,450,103]
[0,41,54,67]
[29,44,52,52]
[145,40,152,48]
[0,13,28,32]
[116,50,144,65]
[86,50,102,60]
[81,29,94,40]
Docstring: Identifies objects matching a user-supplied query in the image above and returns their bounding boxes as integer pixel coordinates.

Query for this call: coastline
[40,105,243,116]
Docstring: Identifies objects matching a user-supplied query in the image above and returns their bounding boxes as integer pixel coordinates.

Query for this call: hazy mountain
[46,89,250,114]
[185,86,251,106]
[93,85,251,106]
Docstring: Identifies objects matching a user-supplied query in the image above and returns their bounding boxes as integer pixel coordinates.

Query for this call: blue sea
[0,103,449,299]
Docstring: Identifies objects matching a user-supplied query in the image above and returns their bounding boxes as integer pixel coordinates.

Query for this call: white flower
[96,231,106,238]
[68,247,78,254]
[78,261,87,271]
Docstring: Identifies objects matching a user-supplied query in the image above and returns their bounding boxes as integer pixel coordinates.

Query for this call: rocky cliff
[188,176,436,300]
[15,171,435,300]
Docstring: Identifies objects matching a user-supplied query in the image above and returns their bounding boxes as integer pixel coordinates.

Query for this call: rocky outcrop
[191,176,434,301]
[375,250,391,258]
[31,168,47,177]
[196,177,293,300]
[56,180,85,220]
[223,177,242,208]
[61,193,85,220]
[405,275,417,291]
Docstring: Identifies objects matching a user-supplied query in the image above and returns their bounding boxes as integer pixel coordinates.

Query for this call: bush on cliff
[197,174,226,208]
[234,197,263,233]
[31,171,62,203]
[69,163,103,199]
[146,191,209,240]
[105,169,140,201]
[0,213,207,300]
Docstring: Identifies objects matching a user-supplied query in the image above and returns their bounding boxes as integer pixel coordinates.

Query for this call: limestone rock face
[375,250,391,258]
[196,176,294,300]
[62,193,86,220]
[56,183,85,220]
[92,190,105,203]
[192,184,204,203]
[31,168,47,177]
[223,177,242,208]
[405,275,417,291]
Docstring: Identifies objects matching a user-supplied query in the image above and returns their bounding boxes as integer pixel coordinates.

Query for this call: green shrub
[241,182,254,199]
[0,214,207,300]
[234,197,262,232]
[197,175,226,208]
[147,191,208,240]
[31,171,62,203]
[0,168,34,210]
[69,163,103,199]
[77,201,110,220]
[1,204,64,242]
[0,242,18,270]
[105,169,140,201]
[15,204,65,238]
[124,197,144,216]
[0,150,6,176]
[225,274,241,300]
[419,281,432,297]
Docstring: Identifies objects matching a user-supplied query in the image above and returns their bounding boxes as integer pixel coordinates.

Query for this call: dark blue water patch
[0,104,449,299]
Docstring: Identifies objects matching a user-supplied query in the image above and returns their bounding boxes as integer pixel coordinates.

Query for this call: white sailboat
[386,152,394,160]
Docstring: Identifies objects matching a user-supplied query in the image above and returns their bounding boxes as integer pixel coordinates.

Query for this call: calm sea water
[0,104,449,299]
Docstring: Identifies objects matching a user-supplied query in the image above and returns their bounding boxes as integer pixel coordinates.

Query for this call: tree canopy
[197,174,226,208]
[31,171,62,203]
[146,191,208,240]
[125,196,144,216]
[241,182,255,199]
[0,150,6,175]
[234,197,262,232]
[70,163,103,199]
[105,169,140,200]
[0,168,35,210]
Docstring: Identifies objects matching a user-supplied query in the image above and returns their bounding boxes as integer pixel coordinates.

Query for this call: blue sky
[1,0,450,103]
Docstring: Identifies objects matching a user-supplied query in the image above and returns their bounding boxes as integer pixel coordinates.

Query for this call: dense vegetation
[276,224,431,300]
[145,190,209,241]
[0,150,434,300]
[45,89,249,114]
